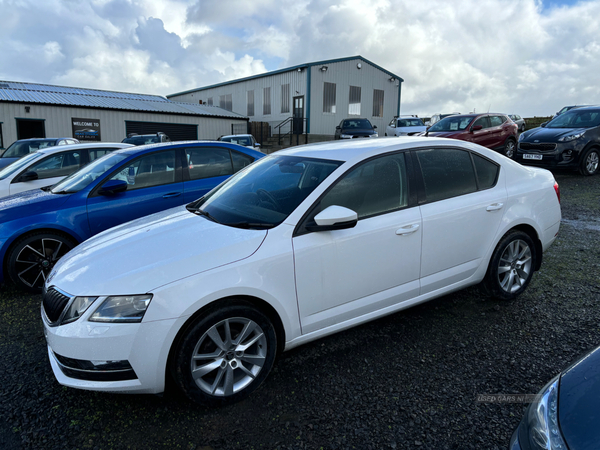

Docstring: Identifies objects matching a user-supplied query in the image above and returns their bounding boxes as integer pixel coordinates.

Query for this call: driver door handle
[396,224,420,235]
[163,192,182,198]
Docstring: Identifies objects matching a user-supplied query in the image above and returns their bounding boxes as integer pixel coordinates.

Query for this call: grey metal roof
[0,81,246,119]
[168,55,404,97]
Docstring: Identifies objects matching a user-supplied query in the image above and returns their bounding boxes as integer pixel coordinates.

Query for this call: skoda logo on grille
[534,140,539,143]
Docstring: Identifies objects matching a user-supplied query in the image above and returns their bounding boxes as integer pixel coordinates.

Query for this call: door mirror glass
[98,179,128,195]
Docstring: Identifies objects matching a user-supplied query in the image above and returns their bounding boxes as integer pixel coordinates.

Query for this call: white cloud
[1,0,599,116]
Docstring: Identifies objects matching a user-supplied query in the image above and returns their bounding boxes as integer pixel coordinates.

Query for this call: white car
[218,134,261,149]
[0,142,133,198]
[385,116,427,136]
[42,137,561,406]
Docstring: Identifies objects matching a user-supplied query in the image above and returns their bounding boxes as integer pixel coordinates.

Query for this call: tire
[521,124,526,133]
[172,302,277,406]
[481,230,535,300]
[579,148,599,176]
[503,139,516,159]
[7,231,77,293]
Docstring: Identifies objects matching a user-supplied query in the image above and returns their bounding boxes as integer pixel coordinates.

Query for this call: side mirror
[98,179,128,195]
[254,143,261,148]
[17,171,39,182]
[541,122,547,128]
[336,126,341,130]
[306,205,358,232]
[471,125,483,132]
[373,125,377,129]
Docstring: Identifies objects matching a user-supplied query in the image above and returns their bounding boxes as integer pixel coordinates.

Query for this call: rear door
[86,149,183,235]
[470,116,492,147]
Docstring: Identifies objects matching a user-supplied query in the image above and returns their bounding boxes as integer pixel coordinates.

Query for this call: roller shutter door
[125,121,198,141]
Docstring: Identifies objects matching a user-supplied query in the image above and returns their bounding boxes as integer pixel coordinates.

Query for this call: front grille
[43,287,71,324]
[519,142,557,152]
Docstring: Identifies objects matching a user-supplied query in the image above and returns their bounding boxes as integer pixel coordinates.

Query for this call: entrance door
[293,96,304,134]
[16,119,45,139]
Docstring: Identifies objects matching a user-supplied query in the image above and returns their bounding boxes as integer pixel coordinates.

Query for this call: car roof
[12,137,75,144]
[114,140,261,156]
[34,142,134,156]
[220,134,252,139]
[276,136,494,164]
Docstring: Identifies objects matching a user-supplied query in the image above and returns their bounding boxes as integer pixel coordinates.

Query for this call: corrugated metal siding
[0,81,246,119]
[170,70,308,129]
[0,103,247,147]
[308,58,399,135]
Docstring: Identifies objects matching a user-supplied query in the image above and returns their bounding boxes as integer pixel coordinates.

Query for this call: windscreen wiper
[192,208,220,224]
[226,222,274,230]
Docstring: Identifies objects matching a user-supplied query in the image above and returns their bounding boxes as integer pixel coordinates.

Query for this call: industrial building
[167,56,403,139]
[0,81,248,149]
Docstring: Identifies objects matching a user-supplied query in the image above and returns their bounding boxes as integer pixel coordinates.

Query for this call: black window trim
[88,148,183,198]
[411,146,500,205]
[293,149,417,238]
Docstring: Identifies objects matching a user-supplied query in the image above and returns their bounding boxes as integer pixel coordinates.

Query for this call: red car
[424,113,518,158]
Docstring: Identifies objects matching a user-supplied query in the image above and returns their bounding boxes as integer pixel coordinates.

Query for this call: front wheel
[579,148,599,176]
[172,302,277,406]
[481,230,535,300]
[503,139,516,159]
[7,232,77,293]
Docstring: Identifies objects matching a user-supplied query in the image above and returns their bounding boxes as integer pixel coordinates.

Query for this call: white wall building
[168,56,403,138]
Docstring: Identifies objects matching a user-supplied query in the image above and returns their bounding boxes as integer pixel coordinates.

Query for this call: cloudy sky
[1,0,597,117]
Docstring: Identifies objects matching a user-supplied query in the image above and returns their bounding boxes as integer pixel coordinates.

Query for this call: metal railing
[275,117,308,146]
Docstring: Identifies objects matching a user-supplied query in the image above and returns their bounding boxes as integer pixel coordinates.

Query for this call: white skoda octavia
[42,137,561,406]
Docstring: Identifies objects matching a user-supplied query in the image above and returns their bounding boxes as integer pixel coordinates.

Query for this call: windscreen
[0,152,42,180]
[3,140,58,158]
[188,155,343,229]
[429,116,475,132]
[547,109,600,129]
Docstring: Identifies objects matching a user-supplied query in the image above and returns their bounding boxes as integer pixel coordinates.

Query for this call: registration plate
[523,154,543,160]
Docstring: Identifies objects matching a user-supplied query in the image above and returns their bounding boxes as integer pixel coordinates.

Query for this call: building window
[263,87,271,115]
[281,84,290,113]
[219,94,232,111]
[348,86,361,115]
[207,97,213,106]
[372,89,384,117]
[323,82,336,114]
[247,90,254,116]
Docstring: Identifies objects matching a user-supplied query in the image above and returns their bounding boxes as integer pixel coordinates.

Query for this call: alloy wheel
[585,151,599,174]
[497,239,532,294]
[14,238,71,289]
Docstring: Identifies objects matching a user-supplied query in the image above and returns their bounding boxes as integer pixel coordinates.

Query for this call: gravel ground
[0,169,598,450]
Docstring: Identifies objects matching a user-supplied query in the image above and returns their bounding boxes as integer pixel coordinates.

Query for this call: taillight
[554,181,560,203]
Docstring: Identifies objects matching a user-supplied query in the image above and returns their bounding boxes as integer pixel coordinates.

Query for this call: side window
[473,116,490,129]
[317,153,408,220]
[89,148,116,162]
[490,116,504,127]
[27,151,81,180]
[416,148,477,202]
[185,147,233,180]
[231,151,254,172]
[472,153,499,190]
[110,150,177,190]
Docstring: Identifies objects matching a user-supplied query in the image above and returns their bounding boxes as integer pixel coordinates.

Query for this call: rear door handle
[163,192,182,198]
[486,203,504,212]
[396,224,420,235]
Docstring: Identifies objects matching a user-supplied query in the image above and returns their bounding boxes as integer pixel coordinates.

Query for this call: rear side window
[231,151,255,172]
[89,148,117,162]
[472,153,499,189]
[185,147,233,180]
[416,148,477,203]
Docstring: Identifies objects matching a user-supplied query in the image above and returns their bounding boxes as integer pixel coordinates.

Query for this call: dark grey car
[515,106,600,175]
[0,137,79,169]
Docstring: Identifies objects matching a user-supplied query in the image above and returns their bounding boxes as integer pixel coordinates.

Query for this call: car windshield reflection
[547,109,600,129]
[188,155,343,229]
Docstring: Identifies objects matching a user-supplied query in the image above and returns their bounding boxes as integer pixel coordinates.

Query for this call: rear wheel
[7,232,77,293]
[482,230,535,300]
[172,302,277,406]
[579,148,599,176]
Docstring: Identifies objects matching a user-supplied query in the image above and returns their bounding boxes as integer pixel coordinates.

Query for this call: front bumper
[43,299,181,394]
[515,141,584,169]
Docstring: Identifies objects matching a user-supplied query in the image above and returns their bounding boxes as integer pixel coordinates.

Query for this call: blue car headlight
[526,376,568,449]
[558,132,584,142]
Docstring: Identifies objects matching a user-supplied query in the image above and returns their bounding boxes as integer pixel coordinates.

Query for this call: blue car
[0,141,265,292]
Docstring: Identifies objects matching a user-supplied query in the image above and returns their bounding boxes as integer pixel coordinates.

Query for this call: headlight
[371,132,379,138]
[62,296,98,324]
[89,294,153,323]
[558,132,584,142]
[340,134,353,139]
[518,133,526,142]
[526,376,567,449]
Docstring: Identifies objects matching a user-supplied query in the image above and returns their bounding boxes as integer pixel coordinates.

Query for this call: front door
[293,96,304,134]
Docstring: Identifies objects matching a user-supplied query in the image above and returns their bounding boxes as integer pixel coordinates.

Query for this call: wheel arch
[165,294,287,379]
[504,223,543,271]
